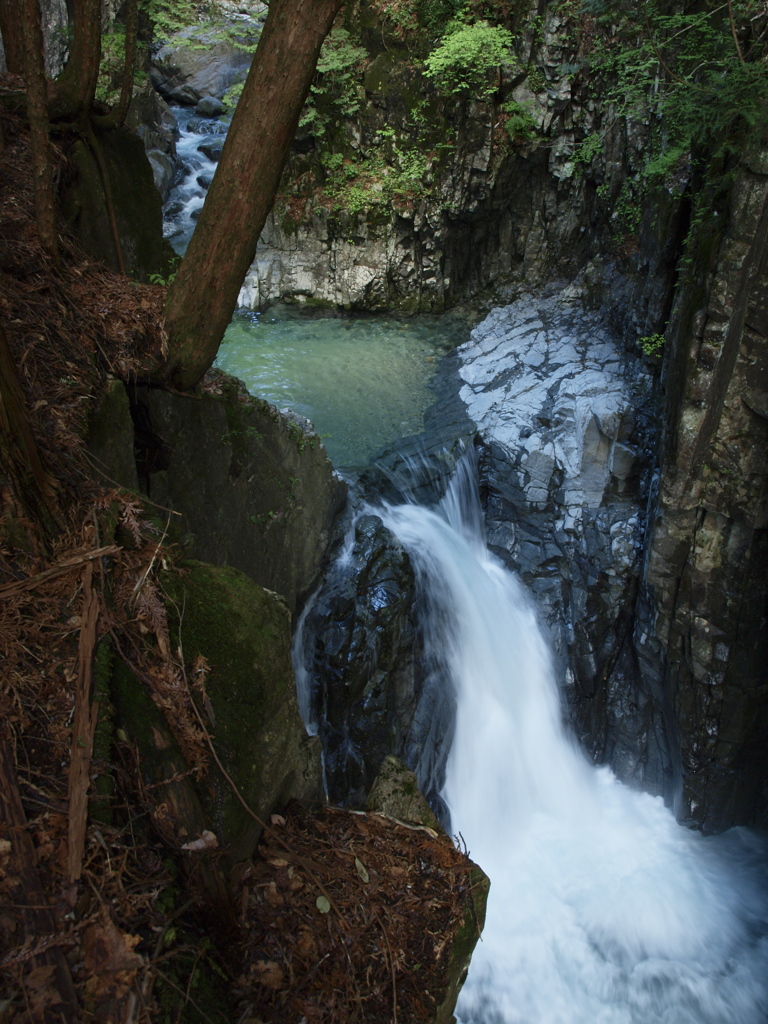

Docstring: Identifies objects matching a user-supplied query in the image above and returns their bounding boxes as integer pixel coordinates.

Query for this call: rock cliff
[631,147,768,831]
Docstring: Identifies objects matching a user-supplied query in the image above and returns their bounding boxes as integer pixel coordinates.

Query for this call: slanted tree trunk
[21,0,58,260]
[158,0,344,391]
[0,0,26,74]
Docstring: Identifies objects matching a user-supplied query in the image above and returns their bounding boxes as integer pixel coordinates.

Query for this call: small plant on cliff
[639,332,665,357]
[501,97,538,141]
[424,20,515,98]
[299,28,368,137]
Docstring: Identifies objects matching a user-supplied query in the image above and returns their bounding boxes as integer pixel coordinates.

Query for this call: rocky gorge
[2,0,767,1018]
[72,0,766,844]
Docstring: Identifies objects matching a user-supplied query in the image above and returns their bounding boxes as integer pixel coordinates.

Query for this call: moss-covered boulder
[366,754,440,832]
[135,370,347,612]
[85,378,139,492]
[61,126,175,282]
[161,560,323,863]
[433,860,490,1024]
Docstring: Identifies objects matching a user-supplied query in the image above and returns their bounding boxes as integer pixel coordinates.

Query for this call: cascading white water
[379,457,768,1024]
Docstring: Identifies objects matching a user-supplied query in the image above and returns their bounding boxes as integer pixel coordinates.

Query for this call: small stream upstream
[163,107,768,1023]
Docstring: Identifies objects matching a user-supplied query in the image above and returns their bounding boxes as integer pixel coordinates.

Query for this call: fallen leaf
[26,965,62,1015]
[315,895,331,914]
[354,857,369,884]
[296,929,317,957]
[181,830,218,852]
[254,960,284,990]
[84,916,143,976]
[264,882,283,907]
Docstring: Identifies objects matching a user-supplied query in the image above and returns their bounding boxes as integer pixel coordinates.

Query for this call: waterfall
[376,455,768,1024]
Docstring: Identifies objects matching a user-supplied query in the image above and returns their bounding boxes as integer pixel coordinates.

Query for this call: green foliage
[639,332,665,356]
[317,137,430,216]
[572,131,602,169]
[501,98,538,141]
[526,64,545,93]
[424,20,515,97]
[586,1,768,178]
[139,0,201,39]
[368,0,467,35]
[149,257,181,286]
[611,179,643,238]
[299,28,368,137]
[96,27,128,106]
[222,79,245,111]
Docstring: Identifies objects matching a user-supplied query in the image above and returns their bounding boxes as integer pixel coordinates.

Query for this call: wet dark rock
[299,515,419,807]
[633,146,768,832]
[196,174,213,191]
[173,162,192,187]
[187,117,229,136]
[196,95,225,117]
[197,140,223,163]
[147,150,175,201]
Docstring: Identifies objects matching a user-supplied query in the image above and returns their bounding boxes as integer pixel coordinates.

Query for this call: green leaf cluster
[316,135,430,216]
[139,0,203,40]
[424,19,515,97]
[299,28,369,137]
[586,1,768,179]
[501,97,538,141]
[639,333,665,356]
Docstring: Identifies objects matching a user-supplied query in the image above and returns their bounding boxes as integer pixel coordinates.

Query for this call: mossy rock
[366,755,440,832]
[85,378,139,492]
[161,560,323,863]
[135,371,347,613]
[61,125,175,282]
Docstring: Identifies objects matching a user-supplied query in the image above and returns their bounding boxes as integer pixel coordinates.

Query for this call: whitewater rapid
[378,458,768,1024]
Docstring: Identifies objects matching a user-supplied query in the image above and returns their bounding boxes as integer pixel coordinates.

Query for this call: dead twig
[0,544,119,597]
[66,559,99,885]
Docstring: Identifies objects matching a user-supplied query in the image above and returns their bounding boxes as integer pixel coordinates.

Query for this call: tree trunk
[158,0,344,391]
[50,0,101,120]
[0,0,26,74]
[0,323,61,545]
[21,0,58,261]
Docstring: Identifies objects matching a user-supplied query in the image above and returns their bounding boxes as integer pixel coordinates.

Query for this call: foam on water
[379,457,768,1024]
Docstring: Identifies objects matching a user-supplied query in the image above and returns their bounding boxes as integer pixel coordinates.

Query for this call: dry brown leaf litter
[234,802,479,1024]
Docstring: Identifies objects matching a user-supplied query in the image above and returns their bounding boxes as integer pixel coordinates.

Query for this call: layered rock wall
[632,148,768,831]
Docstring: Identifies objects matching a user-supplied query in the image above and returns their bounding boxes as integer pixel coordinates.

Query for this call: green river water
[215,307,469,471]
